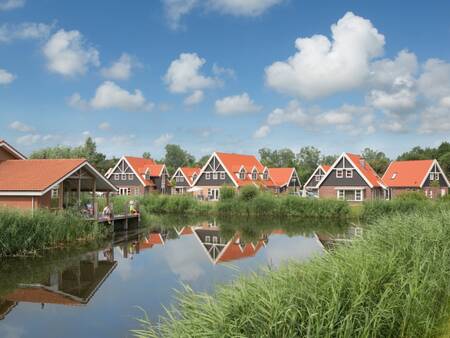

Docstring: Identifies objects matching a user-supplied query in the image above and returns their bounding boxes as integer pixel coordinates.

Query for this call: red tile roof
[382,160,434,187]
[322,165,331,172]
[124,156,165,187]
[268,168,297,187]
[215,152,266,187]
[0,159,86,192]
[346,153,385,188]
[217,236,265,263]
[180,167,201,185]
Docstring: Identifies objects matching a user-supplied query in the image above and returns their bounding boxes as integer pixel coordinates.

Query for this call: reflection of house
[0,251,117,319]
[171,167,201,194]
[136,231,168,251]
[382,159,449,199]
[0,140,117,211]
[192,225,268,264]
[303,165,331,196]
[317,153,386,202]
[315,227,363,250]
[0,299,17,320]
[106,156,170,195]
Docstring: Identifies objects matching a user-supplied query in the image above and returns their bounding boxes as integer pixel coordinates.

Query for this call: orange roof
[139,233,165,250]
[124,156,165,187]
[178,226,193,235]
[0,159,86,192]
[217,237,264,263]
[268,168,296,187]
[322,165,331,172]
[6,287,81,306]
[346,153,385,188]
[180,167,201,185]
[215,152,266,187]
[382,160,435,187]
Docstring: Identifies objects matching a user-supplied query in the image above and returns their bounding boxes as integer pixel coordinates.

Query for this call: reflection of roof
[139,232,165,250]
[6,287,83,306]
[0,300,17,320]
[176,226,193,236]
[346,153,385,188]
[216,236,265,263]
[382,160,445,187]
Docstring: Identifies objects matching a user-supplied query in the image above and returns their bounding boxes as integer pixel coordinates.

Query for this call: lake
[0,216,351,338]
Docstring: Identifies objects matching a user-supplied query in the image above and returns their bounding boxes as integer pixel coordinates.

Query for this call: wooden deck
[92,213,141,230]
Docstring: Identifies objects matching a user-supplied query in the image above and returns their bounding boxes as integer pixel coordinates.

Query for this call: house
[106,156,170,195]
[171,167,201,194]
[192,152,300,200]
[0,140,117,212]
[303,164,331,196]
[317,153,386,202]
[382,159,449,199]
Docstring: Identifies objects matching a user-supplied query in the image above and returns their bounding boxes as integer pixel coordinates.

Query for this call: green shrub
[239,185,259,201]
[220,185,236,200]
[396,190,428,201]
[133,210,450,338]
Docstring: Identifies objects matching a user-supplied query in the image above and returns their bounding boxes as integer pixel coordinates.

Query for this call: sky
[0,0,449,159]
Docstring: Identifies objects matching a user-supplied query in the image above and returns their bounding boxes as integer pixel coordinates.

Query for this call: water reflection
[0,216,352,338]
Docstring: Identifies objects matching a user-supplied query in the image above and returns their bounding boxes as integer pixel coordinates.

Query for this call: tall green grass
[133,210,450,338]
[0,208,107,256]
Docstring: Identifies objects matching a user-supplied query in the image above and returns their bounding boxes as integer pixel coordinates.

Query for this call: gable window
[114,173,119,180]
[212,236,218,244]
[192,173,197,181]
[429,173,434,180]
[346,169,353,178]
[252,170,258,180]
[205,235,211,243]
[121,173,127,180]
[239,169,246,180]
[336,169,344,178]
[176,176,183,183]
[128,173,134,180]
[213,172,218,180]
[220,172,225,180]
[205,172,211,180]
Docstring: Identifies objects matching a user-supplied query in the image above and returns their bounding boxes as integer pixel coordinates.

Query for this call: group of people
[101,200,139,224]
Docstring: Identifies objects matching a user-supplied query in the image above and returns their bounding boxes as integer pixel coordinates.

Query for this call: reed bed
[133,210,450,338]
[0,208,107,257]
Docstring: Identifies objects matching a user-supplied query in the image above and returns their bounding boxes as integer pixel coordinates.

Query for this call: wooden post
[77,170,81,209]
[92,179,97,219]
[58,181,64,210]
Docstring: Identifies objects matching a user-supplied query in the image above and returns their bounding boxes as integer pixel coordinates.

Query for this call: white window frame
[220,172,225,180]
[252,170,258,180]
[205,235,211,243]
[114,173,120,180]
[128,173,134,180]
[212,236,218,244]
[336,169,344,178]
[355,190,363,201]
[205,172,211,180]
[315,175,321,182]
[429,173,434,181]
[263,170,268,180]
[345,169,353,178]
[121,173,127,180]
[239,169,246,180]
[337,190,345,200]
[213,172,218,180]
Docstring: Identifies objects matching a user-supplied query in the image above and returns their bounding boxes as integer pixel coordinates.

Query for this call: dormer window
[239,168,246,180]
[263,169,268,180]
[252,169,258,180]
[192,173,197,181]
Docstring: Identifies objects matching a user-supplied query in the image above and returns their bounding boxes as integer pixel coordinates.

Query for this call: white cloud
[367,88,416,112]
[43,29,99,77]
[163,0,283,30]
[0,22,53,43]
[98,122,111,130]
[101,53,137,80]
[215,92,262,115]
[369,50,418,88]
[69,81,154,112]
[0,68,15,84]
[184,90,204,105]
[419,105,450,133]
[212,63,235,78]
[207,0,283,16]
[165,52,218,93]
[381,120,408,133]
[0,0,25,11]
[265,12,385,99]
[9,120,34,132]
[253,125,270,139]
[418,59,450,100]
[16,133,56,146]
[266,100,308,126]
[154,133,173,146]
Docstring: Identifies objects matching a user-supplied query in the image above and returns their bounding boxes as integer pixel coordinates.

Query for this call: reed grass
[0,208,107,257]
[132,210,450,338]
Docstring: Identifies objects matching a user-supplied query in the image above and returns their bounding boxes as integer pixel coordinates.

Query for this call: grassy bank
[0,208,108,257]
[133,210,450,338]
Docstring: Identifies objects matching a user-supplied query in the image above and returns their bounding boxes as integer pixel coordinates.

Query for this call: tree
[321,154,338,165]
[258,148,296,168]
[163,144,195,174]
[142,152,152,159]
[196,155,210,168]
[361,148,390,175]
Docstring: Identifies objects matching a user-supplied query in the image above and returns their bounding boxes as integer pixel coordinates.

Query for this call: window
[51,189,58,199]
[355,190,363,201]
[205,172,211,180]
[336,169,344,178]
[212,236,218,244]
[337,190,345,200]
[192,173,197,181]
[252,170,258,180]
[239,169,246,180]
[213,172,218,180]
[176,176,183,183]
[220,172,225,180]
[121,173,127,180]
[207,188,211,196]
[128,173,133,180]
[263,170,268,180]
[315,175,321,182]
[134,188,140,195]
[205,235,211,243]
[346,170,353,178]
[430,173,434,180]
[114,173,119,180]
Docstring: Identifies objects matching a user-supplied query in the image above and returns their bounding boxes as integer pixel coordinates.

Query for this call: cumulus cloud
[184,90,204,105]
[9,120,34,132]
[98,122,111,130]
[0,68,15,84]
[69,81,154,112]
[215,92,262,115]
[163,0,283,30]
[253,125,270,139]
[0,0,25,11]
[0,22,53,43]
[212,63,235,78]
[265,12,385,99]
[43,29,99,77]
[101,53,138,80]
[16,133,56,146]
[165,53,217,93]
[154,133,173,146]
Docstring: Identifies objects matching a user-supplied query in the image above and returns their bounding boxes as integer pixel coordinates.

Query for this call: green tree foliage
[259,148,296,167]
[220,185,236,200]
[196,155,210,168]
[142,152,152,159]
[397,141,450,176]
[361,148,390,175]
[163,144,195,174]
[239,185,259,201]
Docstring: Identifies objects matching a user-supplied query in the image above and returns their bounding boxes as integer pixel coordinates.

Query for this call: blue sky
[1,0,449,159]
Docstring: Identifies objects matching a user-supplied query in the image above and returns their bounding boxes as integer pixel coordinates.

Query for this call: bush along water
[0,208,107,257]
[133,209,450,338]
